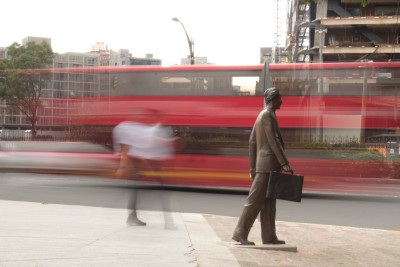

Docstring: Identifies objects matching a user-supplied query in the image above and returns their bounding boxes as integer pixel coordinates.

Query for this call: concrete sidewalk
[0,200,399,267]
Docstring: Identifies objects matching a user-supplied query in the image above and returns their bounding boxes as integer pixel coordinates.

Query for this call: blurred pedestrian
[232,87,292,245]
[144,112,179,229]
[113,112,153,226]
[113,109,178,227]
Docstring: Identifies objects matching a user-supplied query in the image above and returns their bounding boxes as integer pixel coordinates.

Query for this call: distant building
[260,47,273,64]
[260,47,288,64]
[129,55,162,65]
[181,56,210,65]
[90,42,114,66]
[22,36,51,47]
[114,49,161,66]
[54,52,100,69]
[90,42,109,52]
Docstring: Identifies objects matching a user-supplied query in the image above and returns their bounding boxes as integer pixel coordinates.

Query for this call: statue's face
[271,95,282,110]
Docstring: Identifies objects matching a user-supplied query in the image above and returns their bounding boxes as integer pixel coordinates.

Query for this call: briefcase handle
[282,170,294,175]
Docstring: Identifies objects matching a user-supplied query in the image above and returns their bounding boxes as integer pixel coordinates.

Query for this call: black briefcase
[266,171,304,202]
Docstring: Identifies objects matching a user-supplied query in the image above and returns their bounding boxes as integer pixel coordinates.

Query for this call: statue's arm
[262,112,289,167]
[249,127,257,179]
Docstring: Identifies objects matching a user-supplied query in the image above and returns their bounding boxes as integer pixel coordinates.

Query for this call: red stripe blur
[70,96,399,129]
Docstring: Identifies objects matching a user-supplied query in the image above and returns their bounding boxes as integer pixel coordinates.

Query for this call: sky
[1,0,287,66]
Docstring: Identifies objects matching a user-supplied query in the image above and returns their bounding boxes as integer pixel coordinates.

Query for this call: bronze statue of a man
[232,87,292,245]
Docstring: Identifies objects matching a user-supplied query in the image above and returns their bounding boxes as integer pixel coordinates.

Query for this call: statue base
[233,243,297,252]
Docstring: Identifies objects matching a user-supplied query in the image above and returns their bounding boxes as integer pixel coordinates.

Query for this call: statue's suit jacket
[249,108,289,173]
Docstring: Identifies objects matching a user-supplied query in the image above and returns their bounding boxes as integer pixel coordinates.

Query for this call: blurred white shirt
[113,121,174,160]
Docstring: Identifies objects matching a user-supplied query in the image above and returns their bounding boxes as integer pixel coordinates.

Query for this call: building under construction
[286,0,400,63]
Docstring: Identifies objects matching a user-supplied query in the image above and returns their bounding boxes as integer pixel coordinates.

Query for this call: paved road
[1,173,400,230]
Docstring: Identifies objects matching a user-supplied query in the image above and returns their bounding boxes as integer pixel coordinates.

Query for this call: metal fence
[0,131,112,147]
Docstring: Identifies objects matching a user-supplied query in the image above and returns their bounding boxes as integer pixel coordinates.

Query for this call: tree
[0,41,54,139]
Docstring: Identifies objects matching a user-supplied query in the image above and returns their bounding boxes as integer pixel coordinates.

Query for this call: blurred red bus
[65,63,399,189]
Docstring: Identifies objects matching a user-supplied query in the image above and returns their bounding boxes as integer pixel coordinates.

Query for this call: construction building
[286,0,400,62]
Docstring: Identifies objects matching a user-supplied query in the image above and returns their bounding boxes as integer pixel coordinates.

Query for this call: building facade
[286,0,400,63]
[260,47,289,64]
[180,56,211,65]
[114,49,162,66]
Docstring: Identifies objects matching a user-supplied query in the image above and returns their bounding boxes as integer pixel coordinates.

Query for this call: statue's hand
[249,169,256,180]
[281,164,293,173]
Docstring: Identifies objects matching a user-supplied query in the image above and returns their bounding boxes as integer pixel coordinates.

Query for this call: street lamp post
[172,17,194,65]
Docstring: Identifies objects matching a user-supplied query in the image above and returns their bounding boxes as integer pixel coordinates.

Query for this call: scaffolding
[273,0,289,63]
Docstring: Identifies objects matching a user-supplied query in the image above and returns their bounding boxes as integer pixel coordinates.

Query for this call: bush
[329,150,384,160]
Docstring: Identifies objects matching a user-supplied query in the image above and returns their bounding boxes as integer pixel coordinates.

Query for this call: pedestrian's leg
[126,188,146,226]
[149,160,176,229]
[126,158,146,226]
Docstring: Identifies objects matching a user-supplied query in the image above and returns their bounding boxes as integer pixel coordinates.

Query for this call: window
[70,56,81,63]
[54,81,66,90]
[105,70,259,96]
[70,82,82,91]
[54,73,66,81]
[54,90,68,98]
[70,74,81,81]
[38,117,52,126]
[6,116,17,124]
[87,57,97,65]
[54,118,68,125]
[84,74,95,82]
[345,7,362,16]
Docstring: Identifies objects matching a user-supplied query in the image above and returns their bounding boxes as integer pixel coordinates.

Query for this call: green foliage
[389,155,400,162]
[0,41,54,138]
[289,142,365,151]
[361,0,369,7]
[194,136,246,148]
[0,59,6,70]
[7,42,54,69]
[0,58,9,94]
[329,150,384,160]
[301,142,333,150]
[288,141,385,160]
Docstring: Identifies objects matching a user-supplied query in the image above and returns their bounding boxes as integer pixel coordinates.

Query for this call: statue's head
[264,87,281,104]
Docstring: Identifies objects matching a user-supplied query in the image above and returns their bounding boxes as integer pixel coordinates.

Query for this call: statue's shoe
[263,238,285,245]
